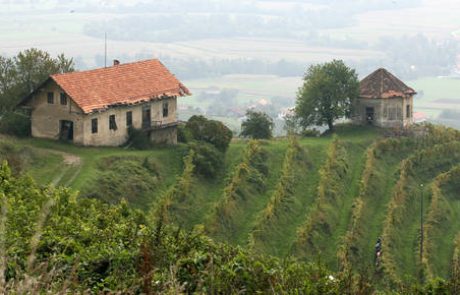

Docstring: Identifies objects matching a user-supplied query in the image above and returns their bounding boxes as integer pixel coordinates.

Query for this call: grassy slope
[382,142,460,280]
[288,126,379,269]
[345,139,417,272]
[11,137,185,210]
[205,140,288,246]
[249,140,326,257]
[166,143,246,230]
[424,166,460,278]
[4,124,460,280]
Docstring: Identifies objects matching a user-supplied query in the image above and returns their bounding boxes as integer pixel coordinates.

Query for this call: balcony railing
[142,120,178,130]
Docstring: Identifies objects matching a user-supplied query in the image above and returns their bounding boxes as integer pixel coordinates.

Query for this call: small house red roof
[360,68,416,99]
[49,59,190,113]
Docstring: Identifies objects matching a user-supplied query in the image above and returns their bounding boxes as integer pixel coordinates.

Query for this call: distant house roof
[24,59,191,114]
[360,68,416,99]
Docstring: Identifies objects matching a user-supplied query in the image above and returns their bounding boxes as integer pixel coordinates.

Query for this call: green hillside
[2,124,460,284]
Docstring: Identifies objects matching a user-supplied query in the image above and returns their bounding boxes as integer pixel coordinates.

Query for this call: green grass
[423,166,460,279]
[3,124,460,281]
[381,141,460,281]
[250,141,325,257]
[344,139,418,272]
[165,143,246,229]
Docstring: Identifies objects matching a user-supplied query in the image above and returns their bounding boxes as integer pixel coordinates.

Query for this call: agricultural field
[409,77,460,115]
[3,123,460,284]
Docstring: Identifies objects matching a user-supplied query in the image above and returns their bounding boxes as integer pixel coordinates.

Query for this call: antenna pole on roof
[104,32,107,68]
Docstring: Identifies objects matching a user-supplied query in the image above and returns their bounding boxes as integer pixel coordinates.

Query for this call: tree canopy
[240,110,274,139]
[184,115,233,152]
[295,60,359,132]
[0,48,74,114]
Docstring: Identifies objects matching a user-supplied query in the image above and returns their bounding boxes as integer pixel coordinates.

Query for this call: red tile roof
[360,68,416,99]
[50,59,190,113]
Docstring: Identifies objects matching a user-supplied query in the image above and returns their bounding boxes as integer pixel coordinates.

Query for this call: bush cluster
[184,115,233,152]
[0,111,31,137]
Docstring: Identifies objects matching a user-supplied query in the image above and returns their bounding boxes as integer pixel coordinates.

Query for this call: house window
[163,101,169,117]
[126,111,132,127]
[91,118,98,134]
[109,115,117,130]
[47,92,54,104]
[406,104,411,118]
[60,93,67,105]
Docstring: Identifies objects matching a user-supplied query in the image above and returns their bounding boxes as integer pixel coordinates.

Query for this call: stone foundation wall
[149,126,177,145]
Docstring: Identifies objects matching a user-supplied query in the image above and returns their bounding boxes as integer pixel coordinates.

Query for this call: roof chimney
[113,59,120,66]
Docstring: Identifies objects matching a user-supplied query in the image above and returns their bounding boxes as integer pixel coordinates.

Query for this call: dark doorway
[142,107,151,128]
[59,120,74,141]
[366,107,375,124]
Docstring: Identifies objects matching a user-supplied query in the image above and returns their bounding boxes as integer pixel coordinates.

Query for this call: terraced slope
[4,124,460,281]
[206,140,287,245]
[423,165,460,279]
[381,141,460,282]
[338,138,422,272]
[292,136,370,270]
[249,137,315,257]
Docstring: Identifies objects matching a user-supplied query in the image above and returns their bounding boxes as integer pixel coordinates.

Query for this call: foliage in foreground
[1,160,372,294]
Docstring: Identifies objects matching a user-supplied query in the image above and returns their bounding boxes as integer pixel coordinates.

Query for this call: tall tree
[295,60,359,132]
[0,56,18,113]
[0,48,74,114]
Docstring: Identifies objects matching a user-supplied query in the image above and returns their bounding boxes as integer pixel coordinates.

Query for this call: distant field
[3,1,458,66]
[325,0,460,42]
[182,74,460,119]
[183,74,302,106]
[408,77,460,118]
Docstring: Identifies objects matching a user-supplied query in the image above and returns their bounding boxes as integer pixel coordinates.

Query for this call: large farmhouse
[353,68,416,128]
[21,59,190,146]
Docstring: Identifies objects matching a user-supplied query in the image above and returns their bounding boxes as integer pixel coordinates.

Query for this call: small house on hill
[20,59,190,146]
[353,68,416,128]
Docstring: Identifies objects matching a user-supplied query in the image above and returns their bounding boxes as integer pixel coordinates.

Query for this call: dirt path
[36,149,82,186]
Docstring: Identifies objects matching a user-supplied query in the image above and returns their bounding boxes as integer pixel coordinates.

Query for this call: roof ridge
[51,58,161,78]
[359,68,416,99]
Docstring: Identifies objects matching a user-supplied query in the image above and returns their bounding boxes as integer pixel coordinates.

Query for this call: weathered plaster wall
[150,126,178,145]
[28,82,179,146]
[353,96,414,128]
[29,81,85,144]
[82,96,178,146]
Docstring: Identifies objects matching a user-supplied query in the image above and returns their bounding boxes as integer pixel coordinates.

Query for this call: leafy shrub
[188,142,224,178]
[177,123,192,143]
[185,115,233,152]
[301,128,320,137]
[0,111,31,137]
[240,110,274,139]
